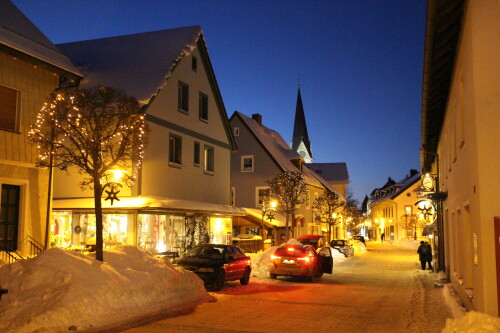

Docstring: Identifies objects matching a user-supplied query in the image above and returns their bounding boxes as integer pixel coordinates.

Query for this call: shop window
[0,85,20,132]
[241,155,254,172]
[137,213,184,253]
[199,92,208,121]
[169,134,182,166]
[204,145,214,174]
[71,213,128,249]
[178,81,189,113]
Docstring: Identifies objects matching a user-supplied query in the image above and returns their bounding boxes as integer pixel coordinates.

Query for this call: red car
[269,243,333,282]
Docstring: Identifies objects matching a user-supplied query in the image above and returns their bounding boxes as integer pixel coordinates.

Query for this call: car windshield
[185,246,224,259]
[331,240,346,246]
[274,246,307,257]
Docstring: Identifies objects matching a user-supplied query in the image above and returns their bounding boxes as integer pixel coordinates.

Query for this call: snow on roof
[307,162,349,184]
[57,26,202,104]
[235,112,341,195]
[369,172,420,204]
[0,245,212,332]
[0,0,82,76]
[52,195,246,216]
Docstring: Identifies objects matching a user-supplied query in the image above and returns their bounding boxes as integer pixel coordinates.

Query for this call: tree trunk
[94,176,104,261]
[328,222,332,243]
[285,213,289,241]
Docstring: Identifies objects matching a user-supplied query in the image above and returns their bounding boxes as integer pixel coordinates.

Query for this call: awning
[422,221,437,236]
[242,208,286,228]
[52,195,247,216]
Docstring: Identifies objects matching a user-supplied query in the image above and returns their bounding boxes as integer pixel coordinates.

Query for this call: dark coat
[417,244,431,261]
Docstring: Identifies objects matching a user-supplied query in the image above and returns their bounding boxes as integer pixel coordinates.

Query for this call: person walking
[417,241,429,270]
[381,233,385,243]
[425,241,433,270]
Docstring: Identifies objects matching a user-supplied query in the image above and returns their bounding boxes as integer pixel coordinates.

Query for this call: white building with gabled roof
[50,26,243,254]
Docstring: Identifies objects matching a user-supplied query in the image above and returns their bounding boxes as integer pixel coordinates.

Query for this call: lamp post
[262,199,277,245]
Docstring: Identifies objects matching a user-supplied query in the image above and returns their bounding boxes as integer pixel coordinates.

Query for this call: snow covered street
[119,242,454,333]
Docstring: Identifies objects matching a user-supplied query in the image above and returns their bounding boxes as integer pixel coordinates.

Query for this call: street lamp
[262,199,277,244]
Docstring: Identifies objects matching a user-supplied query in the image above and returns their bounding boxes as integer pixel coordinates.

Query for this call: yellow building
[421,0,500,315]
[0,0,82,260]
[368,171,421,242]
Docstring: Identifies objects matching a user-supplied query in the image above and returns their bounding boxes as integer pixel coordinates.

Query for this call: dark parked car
[330,239,355,256]
[175,244,251,291]
[352,235,366,245]
[269,244,333,282]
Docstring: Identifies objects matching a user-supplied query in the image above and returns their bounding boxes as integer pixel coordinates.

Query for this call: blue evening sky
[13,0,426,204]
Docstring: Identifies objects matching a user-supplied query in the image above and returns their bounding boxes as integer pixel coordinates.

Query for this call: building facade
[421,0,500,316]
[50,27,241,255]
[0,0,82,259]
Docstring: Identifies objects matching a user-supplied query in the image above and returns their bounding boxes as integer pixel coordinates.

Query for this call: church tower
[290,86,313,163]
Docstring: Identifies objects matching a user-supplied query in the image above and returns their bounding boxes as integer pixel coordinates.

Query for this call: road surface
[119,242,452,333]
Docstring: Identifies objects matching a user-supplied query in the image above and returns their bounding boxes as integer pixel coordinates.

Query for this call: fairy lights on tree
[29,86,149,261]
[267,171,307,241]
[312,191,345,242]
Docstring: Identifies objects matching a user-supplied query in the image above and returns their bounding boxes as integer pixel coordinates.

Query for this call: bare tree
[29,86,149,261]
[312,191,344,242]
[399,214,423,240]
[267,171,307,241]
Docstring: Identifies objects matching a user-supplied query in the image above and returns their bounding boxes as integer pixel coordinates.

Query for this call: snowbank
[0,246,213,333]
[351,240,367,254]
[391,239,421,250]
[441,311,500,333]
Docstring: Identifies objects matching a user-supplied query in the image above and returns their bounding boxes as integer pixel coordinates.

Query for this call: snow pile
[441,311,500,333]
[0,245,213,333]
[351,240,367,254]
[251,246,278,278]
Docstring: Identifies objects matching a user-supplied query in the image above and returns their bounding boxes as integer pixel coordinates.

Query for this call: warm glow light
[109,169,126,181]
[271,255,281,260]
[297,257,311,262]
[287,247,295,252]
[270,200,277,208]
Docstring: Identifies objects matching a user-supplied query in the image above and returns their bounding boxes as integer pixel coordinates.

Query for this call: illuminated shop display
[210,216,232,244]
[137,213,185,253]
[74,213,128,248]
[51,212,73,247]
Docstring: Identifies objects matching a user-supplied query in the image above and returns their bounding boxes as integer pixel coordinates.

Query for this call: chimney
[252,113,262,126]
[409,169,418,177]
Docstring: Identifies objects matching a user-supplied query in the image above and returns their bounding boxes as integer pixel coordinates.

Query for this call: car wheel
[304,275,313,282]
[270,273,277,279]
[213,269,225,291]
[314,271,323,278]
[240,267,250,285]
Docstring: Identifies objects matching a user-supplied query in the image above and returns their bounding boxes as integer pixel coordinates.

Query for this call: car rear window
[274,246,306,257]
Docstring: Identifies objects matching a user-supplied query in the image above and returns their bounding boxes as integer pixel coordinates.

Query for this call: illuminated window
[204,145,214,173]
[0,85,20,132]
[256,187,270,207]
[178,81,189,113]
[241,155,254,172]
[199,92,208,121]
[169,134,182,165]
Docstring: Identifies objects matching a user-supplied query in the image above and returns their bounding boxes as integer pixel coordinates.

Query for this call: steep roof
[369,172,420,204]
[307,163,349,184]
[57,26,202,104]
[0,0,82,77]
[290,87,312,158]
[232,111,343,199]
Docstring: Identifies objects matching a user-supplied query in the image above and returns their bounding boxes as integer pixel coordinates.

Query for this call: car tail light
[287,247,295,252]
[297,256,311,263]
[271,254,281,260]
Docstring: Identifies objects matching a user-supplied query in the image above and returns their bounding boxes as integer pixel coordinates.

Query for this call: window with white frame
[0,85,20,132]
[241,155,254,172]
[178,81,189,113]
[204,145,214,173]
[405,205,412,215]
[256,187,270,207]
[169,134,182,165]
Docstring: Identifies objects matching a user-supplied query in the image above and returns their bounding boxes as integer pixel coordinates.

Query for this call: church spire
[291,85,313,163]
